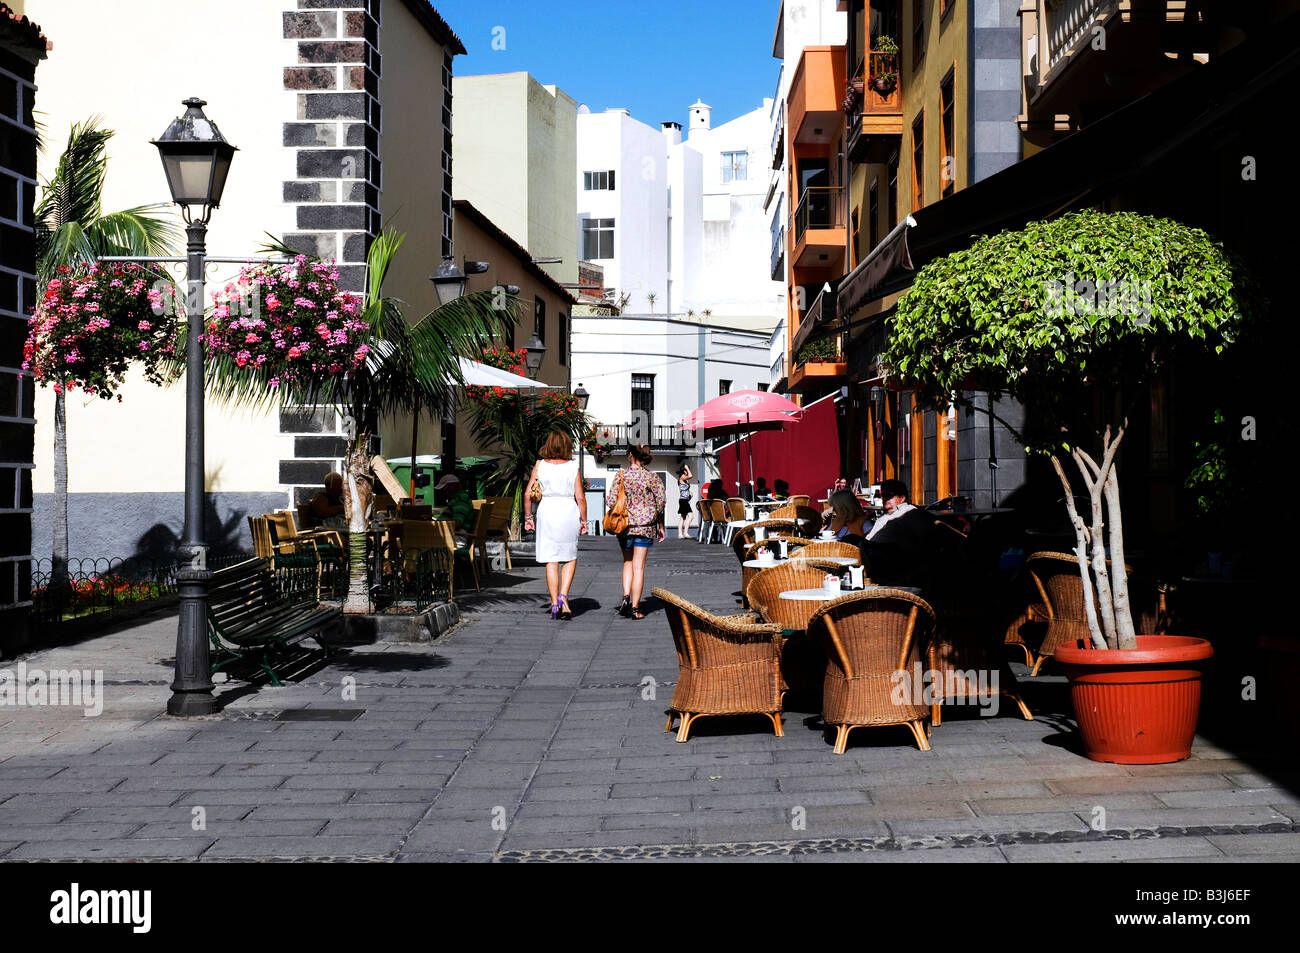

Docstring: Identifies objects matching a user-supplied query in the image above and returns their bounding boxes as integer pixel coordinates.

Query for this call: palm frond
[86,207,182,258]
[257,231,312,261]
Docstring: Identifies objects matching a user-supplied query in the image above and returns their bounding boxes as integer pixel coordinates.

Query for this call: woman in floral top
[608,444,665,619]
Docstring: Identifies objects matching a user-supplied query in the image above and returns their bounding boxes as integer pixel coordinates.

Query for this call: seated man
[754,477,773,501]
[859,479,938,588]
[772,479,790,500]
[436,474,476,533]
[311,472,348,529]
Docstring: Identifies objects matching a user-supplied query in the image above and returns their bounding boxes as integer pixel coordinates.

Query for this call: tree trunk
[50,388,72,602]
[1051,454,1106,649]
[1075,449,1118,648]
[1102,427,1137,649]
[341,436,374,615]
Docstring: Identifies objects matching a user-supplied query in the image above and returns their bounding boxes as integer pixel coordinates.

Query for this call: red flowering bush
[22,263,180,400]
[205,255,367,388]
[464,348,529,404]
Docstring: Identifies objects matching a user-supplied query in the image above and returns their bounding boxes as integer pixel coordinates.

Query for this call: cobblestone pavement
[1,537,1297,862]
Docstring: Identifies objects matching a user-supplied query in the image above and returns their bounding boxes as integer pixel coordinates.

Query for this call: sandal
[558,595,573,620]
[617,596,633,618]
[550,602,560,621]
[630,603,645,620]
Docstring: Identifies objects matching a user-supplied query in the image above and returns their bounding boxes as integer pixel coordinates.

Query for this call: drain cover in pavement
[275,708,365,722]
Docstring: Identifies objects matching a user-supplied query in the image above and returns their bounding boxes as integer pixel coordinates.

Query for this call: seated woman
[826,490,872,546]
[311,472,348,529]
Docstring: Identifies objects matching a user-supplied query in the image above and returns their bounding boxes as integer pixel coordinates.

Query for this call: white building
[576,100,785,329]
[570,313,770,492]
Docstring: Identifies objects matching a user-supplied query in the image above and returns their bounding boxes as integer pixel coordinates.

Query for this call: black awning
[789,280,839,357]
[836,216,916,320]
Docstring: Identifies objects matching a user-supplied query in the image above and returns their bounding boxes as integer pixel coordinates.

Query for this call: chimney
[661,120,682,145]
[688,99,711,136]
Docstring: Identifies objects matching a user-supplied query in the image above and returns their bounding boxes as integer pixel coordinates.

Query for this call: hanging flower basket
[22,263,181,401]
[205,256,366,389]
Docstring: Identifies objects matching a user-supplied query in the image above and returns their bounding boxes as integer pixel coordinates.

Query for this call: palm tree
[206,230,521,613]
[34,118,180,597]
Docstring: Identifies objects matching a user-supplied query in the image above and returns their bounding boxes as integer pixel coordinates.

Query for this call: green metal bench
[207,557,340,686]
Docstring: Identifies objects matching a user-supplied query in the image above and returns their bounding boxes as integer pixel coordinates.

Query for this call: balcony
[792,186,846,270]
[846,70,903,164]
[787,285,846,392]
[770,99,785,170]
[1024,0,1210,129]
[788,46,846,146]
[594,423,684,452]
[770,224,785,281]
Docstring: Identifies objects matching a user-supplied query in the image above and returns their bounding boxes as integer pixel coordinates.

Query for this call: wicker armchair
[795,540,863,562]
[745,559,858,632]
[653,588,786,743]
[789,495,811,509]
[807,590,936,753]
[730,519,799,555]
[769,501,798,520]
[928,612,1033,727]
[794,505,824,537]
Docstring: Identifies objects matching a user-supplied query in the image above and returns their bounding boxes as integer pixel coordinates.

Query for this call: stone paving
[1,536,1297,862]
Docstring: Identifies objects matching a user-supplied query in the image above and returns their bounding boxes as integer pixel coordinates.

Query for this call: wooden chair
[695,499,713,544]
[653,587,785,743]
[397,501,433,521]
[458,500,495,590]
[392,519,457,600]
[477,495,515,569]
[807,589,936,753]
[706,499,729,543]
[264,511,344,600]
[247,516,304,561]
[722,498,749,545]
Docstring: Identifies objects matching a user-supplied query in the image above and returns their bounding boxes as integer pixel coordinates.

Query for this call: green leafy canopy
[880,210,1261,451]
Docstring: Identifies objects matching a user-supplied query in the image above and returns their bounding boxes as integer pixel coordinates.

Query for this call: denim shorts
[619,533,654,550]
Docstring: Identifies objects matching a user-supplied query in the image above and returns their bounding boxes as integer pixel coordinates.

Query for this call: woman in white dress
[522,430,587,620]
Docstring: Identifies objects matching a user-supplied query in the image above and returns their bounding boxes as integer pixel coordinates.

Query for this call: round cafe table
[743,555,858,570]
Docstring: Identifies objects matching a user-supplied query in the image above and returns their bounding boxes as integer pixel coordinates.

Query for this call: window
[583,169,615,191]
[631,374,654,426]
[534,296,545,344]
[869,178,880,251]
[911,112,924,212]
[912,0,925,68]
[721,151,748,183]
[756,383,768,392]
[719,380,732,396]
[582,218,614,260]
[940,69,955,198]
[887,152,899,231]
[850,208,861,267]
[558,313,567,365]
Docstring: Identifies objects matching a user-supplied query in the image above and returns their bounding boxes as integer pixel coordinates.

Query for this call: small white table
[779,585,923,601]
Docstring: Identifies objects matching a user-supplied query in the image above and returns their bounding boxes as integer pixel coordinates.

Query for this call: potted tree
[869,36,899,97]
[881,210,1260,763]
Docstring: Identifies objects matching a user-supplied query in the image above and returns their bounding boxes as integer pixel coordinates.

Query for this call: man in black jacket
[860,479,938,588]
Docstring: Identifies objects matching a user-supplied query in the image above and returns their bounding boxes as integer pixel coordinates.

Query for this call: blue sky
[436,1,782,128]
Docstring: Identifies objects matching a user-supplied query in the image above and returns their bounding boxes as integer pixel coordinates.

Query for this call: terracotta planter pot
[1055,635,1213,764]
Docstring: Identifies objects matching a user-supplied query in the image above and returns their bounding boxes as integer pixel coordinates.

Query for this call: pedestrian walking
[523,430,587,620]
[676,463,695,539]
[608,444,665,620]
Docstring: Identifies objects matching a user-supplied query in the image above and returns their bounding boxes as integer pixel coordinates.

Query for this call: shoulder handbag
[602,471,629,535]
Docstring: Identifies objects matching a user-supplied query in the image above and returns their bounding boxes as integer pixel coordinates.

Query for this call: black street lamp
[429,257,491,471]
[523,333,546,379]
[152,98,236,717]
[573,382,590,495]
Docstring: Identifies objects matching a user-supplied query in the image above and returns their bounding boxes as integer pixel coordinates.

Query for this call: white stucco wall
[453,73,577,286]
[24,0,297,495]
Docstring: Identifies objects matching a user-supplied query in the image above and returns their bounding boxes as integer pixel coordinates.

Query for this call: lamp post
[152,98,236,716]
[573,382,590,493]
[429,258,491,474]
